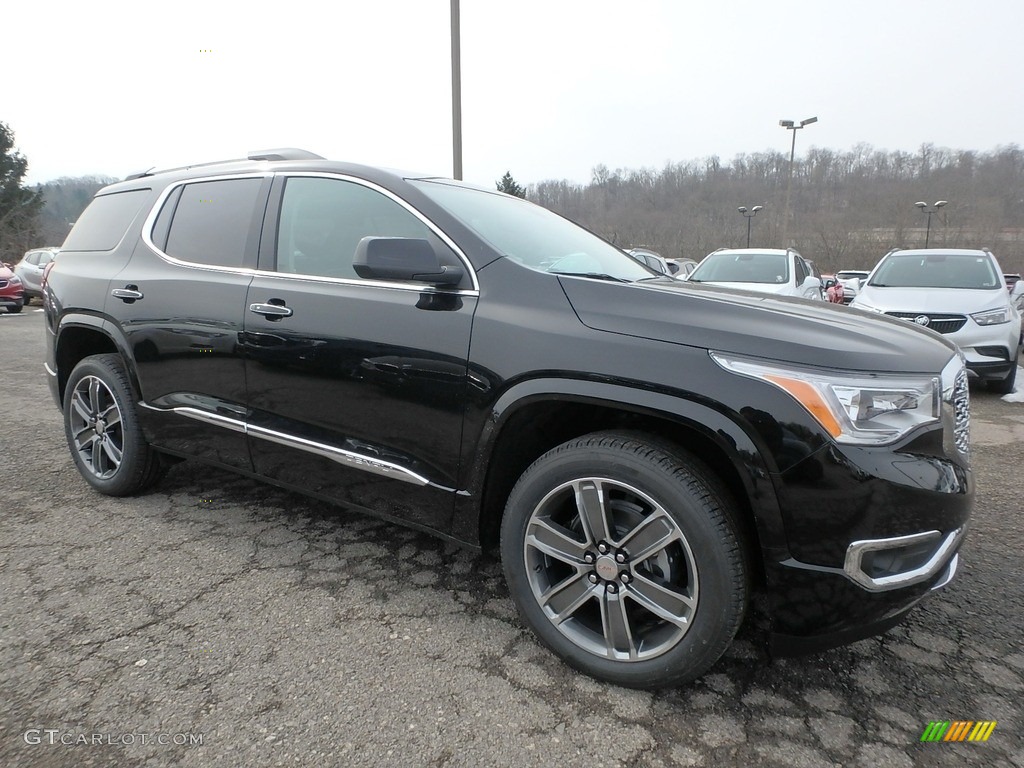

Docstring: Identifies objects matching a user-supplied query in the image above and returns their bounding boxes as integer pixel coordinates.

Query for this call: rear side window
[164,178,263,268]
[61,190,151,251]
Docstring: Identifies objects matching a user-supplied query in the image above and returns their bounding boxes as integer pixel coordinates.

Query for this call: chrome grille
[885,312,967,334]
[952,366,970,455]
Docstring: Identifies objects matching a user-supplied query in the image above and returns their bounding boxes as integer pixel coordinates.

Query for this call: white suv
[852,248,1022,393]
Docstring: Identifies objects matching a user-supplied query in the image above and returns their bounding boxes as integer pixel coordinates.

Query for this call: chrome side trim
[44,362,57,377]
[139,404,246,433]
[139,403,429,486]
[844,526,966,592]
[138,170,481,295]
[247,425,430,486]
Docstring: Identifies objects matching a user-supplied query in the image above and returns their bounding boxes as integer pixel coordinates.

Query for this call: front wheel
[988,362,1017,395]
[63,354,165,496]
[500,432,748,689]
[7,302,22,313]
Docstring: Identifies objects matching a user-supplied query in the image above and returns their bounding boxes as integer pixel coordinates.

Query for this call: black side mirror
[353,237,464,286]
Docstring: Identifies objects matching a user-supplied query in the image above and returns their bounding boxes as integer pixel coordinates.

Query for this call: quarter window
[275,177,440,279]
[62,190,151,252]
[164,178,263,268]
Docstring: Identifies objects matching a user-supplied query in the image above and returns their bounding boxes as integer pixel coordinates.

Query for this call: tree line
[526,143,1024,275]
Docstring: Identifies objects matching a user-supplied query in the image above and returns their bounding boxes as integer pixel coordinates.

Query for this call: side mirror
[353,237,464,286]
[1011,281,1024,299]
[802,276,820,289]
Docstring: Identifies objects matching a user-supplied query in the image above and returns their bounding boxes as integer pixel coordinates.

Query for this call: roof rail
[247,148,324,161]
[122,148,324,181]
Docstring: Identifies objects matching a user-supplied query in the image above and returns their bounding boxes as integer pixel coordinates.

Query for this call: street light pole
[914,200,948,247]
[738,205,763,248]
[450,0,463,180]
[779,116,817,246]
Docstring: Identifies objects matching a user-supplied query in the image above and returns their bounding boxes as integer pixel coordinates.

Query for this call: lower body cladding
[764,441,971,656]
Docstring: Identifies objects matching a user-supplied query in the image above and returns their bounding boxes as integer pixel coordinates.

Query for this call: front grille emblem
[914,315,931,326]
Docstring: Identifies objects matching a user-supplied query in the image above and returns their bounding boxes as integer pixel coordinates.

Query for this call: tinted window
[61,190,151,252]
[795,257,808,282]
[164,178,263,268]
[276,177,439,279]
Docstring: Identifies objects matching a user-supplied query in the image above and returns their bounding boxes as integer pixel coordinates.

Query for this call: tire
[500,431,748,689]
[63,353,165,496]
[988,363,1017,395]
[7,302,22,314]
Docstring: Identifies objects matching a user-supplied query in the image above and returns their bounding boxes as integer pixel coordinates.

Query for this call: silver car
[852,248,1022,393]
[14,247,59,303]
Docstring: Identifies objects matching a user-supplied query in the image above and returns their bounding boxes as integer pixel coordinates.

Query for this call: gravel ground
[2,307,1022,767]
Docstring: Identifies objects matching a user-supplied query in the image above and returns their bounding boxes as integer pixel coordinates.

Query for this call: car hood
[854,285,1009,313]
[559,277,957,374]
[689,280,793,296]
[0,266,14,279]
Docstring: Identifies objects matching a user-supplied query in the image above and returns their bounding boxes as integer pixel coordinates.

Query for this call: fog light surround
[844,527,965,592]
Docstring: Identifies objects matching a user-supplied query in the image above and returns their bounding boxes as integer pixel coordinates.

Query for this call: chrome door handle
[249,302,293,318]
[112,287,144,302]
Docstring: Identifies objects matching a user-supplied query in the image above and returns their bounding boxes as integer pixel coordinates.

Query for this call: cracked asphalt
[2,307,1022,767]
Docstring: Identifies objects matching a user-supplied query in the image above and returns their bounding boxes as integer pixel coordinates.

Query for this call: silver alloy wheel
[523,477,699,662]
[68,375,124,479]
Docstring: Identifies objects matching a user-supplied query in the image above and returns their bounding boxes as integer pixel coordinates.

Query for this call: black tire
[500,431,748,689]
[987,363,1017,395]
[7,302,22,313]
[63,353,165,496]
[23,295,32,306]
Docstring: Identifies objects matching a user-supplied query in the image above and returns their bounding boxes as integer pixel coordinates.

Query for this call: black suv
[44,150,972,688]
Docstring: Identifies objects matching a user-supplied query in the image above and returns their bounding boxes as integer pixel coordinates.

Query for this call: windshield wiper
[550,271,631,283]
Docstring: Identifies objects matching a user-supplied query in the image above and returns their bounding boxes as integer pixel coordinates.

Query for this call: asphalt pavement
[2,306,1022,768]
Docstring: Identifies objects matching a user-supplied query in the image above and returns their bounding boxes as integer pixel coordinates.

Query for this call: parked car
[14,247,60,304]
[687,248,824,300]
[0,263,25,313]
[852,248,1022,393]
[836,269,871,305]
[668,258,699,278]
[626,248,679,277]
[44,150,971,688]
[822,275,845,303]
[1004,273,1021,293]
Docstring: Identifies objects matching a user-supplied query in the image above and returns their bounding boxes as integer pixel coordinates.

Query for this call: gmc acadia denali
[43,150,972,688]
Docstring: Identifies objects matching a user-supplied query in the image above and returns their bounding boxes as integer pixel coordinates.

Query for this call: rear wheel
[500,432,748,689]
[63,354,165,496]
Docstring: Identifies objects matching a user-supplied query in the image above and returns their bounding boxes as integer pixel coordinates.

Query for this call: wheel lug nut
[588,573,598,584]
[620,572,630,583]
[597,542,609,554]
[583,552,595,564]
[607,583,618,594]
[615,552,626,563]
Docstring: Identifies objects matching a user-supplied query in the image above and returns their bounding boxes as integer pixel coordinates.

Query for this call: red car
[0,263,25,313]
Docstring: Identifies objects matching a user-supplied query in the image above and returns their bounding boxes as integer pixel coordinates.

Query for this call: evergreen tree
[0,122,44,263]
[496,171,527,199]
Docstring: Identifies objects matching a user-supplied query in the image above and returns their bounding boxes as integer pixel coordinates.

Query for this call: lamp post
[450,0,463,180]
[779,116,817,246]
[738,205,763,248]
[914,200,948,248]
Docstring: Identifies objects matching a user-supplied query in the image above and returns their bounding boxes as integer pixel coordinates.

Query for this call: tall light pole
[914,200,948,248]
[779,116,817,246]
[450,0,463,180]
[738,205,763,248]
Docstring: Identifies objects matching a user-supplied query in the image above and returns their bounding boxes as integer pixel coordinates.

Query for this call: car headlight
[970,308,1010,325]
[711,352,942,446]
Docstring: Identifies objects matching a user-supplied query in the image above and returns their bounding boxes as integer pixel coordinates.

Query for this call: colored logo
[920,720,996,742]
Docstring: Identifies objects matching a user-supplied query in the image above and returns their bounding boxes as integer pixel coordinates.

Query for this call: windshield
[411,180,653,281]
[869,253,1002,289]
[689,251,790,284]
[836,270,869,280]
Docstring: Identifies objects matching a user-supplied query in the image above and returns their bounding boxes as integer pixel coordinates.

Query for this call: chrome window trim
[140,403,431,487]
[139,170,480,295]
[844,526,965,592]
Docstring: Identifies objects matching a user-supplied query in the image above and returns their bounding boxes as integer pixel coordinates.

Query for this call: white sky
[7,0,1022,187]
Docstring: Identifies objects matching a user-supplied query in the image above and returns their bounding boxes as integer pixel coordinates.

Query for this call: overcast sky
[7,0,1022,187]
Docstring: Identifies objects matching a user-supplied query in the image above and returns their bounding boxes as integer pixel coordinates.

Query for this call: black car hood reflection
[559,277,958,374]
